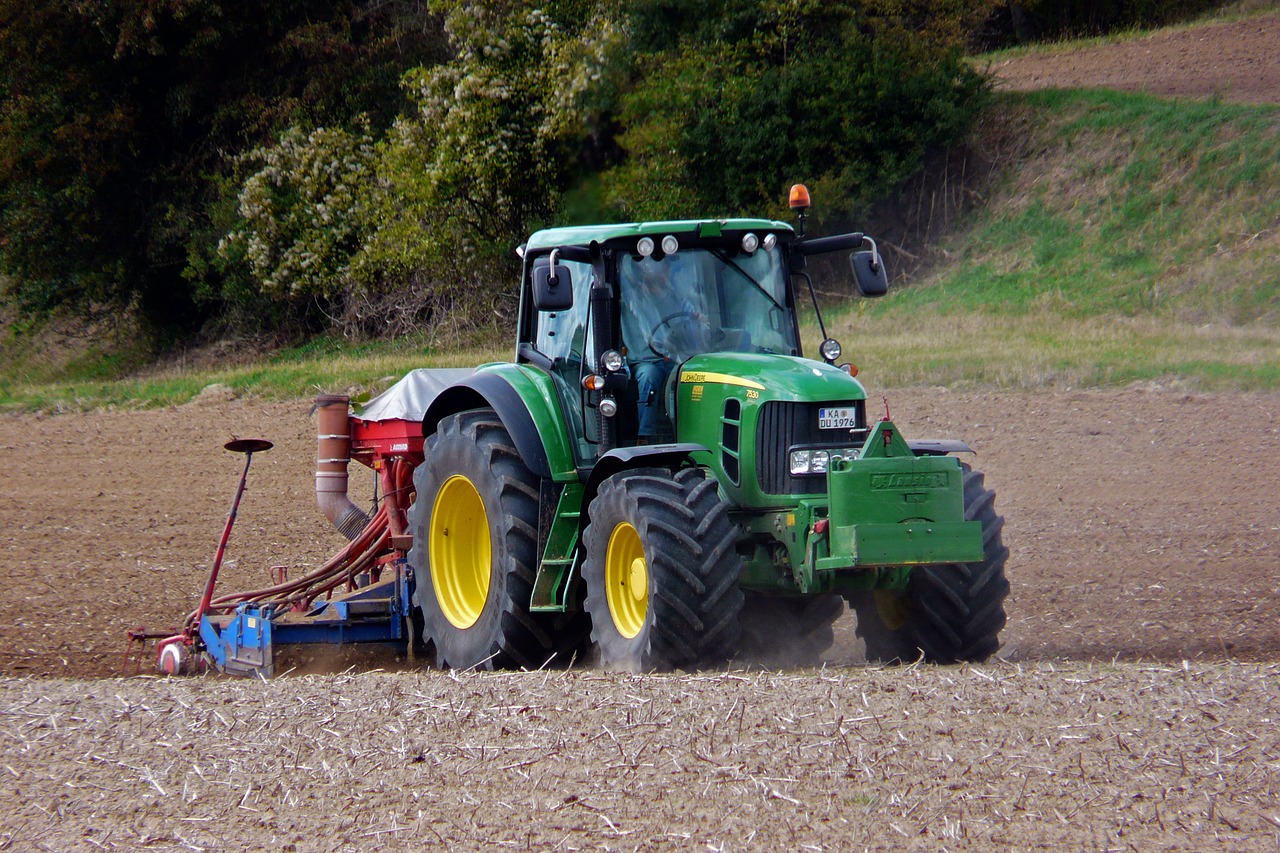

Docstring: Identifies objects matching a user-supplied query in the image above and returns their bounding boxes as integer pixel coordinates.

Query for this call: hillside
[819,12,1280,392]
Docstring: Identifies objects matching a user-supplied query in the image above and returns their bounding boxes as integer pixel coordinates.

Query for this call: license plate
[818,407,858,429]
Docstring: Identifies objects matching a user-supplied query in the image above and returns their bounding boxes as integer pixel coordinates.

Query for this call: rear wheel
[582,467,744,672]
[408,408,567,670]
[852,463,1010,664]
[738,593,845,668]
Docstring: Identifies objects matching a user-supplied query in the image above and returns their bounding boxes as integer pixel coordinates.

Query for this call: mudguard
[580,443,707,528]
[422,366,578,482]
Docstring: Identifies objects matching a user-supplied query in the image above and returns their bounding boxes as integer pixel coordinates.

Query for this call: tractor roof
[525,218,794,253]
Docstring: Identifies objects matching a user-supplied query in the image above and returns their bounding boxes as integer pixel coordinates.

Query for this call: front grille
[755,400,866,495]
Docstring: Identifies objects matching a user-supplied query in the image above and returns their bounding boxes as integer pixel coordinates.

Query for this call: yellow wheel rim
[605,522,648,639]
[873,589,908,631]
[429,475,491,630]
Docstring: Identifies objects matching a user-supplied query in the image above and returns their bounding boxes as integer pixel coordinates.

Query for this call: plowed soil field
[2,387,1278,850]
[4,15,1280,851]
[992,11,1280,104]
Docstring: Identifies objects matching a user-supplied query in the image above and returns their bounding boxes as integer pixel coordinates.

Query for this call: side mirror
[532,259,574,311]
[850,248,888,298]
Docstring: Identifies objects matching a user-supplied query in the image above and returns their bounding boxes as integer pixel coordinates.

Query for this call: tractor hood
[676,352,867,404]
[673,352,871,507]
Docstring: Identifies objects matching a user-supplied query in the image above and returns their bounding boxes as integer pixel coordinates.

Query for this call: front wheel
[582,468,744,672]
[852,463,1010,664]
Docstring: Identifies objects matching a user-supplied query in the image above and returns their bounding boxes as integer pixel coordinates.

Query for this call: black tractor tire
[737,593,845,669]
[851,463,1010,664]
[582,467,744,672]
[407,408,575,670]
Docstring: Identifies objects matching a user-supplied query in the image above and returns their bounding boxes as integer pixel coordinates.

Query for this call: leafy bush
[601,1,991,224]
[361,2,623,275]
[0,0,445,338]
[213,0,623,332]
[219,123,376,298]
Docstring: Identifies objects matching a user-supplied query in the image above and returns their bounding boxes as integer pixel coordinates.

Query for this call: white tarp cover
[352,368,475,422]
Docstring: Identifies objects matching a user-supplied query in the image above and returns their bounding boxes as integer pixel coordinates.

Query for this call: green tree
[0,0,444,336]
[217,0,624,317]
[602,0,991,223]
[363,0,624,275]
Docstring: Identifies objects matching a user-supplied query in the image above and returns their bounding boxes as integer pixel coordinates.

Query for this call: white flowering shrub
[358,1,622,278]
[219,1,621,313]
[218,122,376,298]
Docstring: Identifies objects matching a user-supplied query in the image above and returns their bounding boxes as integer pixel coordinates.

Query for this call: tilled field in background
[4,388,1278,678]
[992,11,1280,104]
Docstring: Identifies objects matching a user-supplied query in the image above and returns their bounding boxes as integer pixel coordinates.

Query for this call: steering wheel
[647,310,711,359]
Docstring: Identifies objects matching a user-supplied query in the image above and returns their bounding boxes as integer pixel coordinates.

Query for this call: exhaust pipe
[315,394,371,541]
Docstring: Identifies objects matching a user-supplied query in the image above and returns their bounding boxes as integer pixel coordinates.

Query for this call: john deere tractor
[406,187,1008,671]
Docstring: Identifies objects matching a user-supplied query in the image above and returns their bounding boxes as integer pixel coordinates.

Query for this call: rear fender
[422,366,578,481]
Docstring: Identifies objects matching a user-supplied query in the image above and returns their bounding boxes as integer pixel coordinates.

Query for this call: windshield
[617,246,797,364]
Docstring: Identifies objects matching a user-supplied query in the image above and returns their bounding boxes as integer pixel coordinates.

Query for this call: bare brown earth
[993,12,1280,104]
[5,17,1280,851]
[1,388,1278,850]
[3,388,1280,679]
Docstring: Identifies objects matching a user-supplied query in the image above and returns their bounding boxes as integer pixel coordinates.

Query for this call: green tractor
[407,187,1008,671]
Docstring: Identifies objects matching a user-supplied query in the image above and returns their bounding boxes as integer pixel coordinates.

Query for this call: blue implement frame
[199,561,416,677]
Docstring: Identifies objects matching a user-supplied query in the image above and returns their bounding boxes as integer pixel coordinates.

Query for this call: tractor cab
[516,213,885,463]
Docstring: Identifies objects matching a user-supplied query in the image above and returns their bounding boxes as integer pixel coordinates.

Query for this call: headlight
[741,233,759,253]
[763,233,778,251]
[661,234,679,255]
[601,349,624,373]
[819,338,842,362]
[790,447,859,475]
[637,236,654,257]
[599,396,618,417]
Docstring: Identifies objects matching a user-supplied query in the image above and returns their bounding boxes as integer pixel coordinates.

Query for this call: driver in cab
[618,255,710,444]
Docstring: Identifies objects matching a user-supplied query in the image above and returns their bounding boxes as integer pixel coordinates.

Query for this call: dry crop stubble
[1,663,1278,851]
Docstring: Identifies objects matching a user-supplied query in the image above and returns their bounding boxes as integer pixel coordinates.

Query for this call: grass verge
[0,333,508,412]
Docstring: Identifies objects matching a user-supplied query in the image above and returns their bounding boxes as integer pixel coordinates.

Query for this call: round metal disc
[158,641,191,676]
[224,438,273,454]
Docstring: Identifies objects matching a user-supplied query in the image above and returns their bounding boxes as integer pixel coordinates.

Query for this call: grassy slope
[3,71,1279,409]
[817,88,1280,390]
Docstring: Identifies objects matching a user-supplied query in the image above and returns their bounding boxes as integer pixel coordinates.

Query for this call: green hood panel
[677,352,867,403]
[672,352,871,509]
